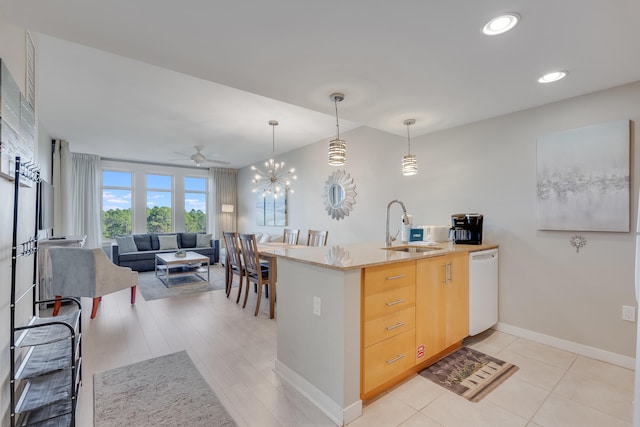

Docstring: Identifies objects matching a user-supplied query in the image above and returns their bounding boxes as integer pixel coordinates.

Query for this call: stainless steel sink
[382,246,442,253]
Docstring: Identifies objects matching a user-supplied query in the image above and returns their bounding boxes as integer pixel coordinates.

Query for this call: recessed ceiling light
[482,13,520,35]
[538,71,567,83]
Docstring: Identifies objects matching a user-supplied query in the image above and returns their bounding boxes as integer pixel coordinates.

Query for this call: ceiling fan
[171,145,230,167]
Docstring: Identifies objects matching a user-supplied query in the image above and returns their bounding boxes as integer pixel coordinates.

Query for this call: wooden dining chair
[222,231,245,303]
[307,229,329,247]
[283,228,300,245]
[238,233,276,318]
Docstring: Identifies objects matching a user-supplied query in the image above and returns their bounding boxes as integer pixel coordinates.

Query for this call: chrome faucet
[386,200,408,247]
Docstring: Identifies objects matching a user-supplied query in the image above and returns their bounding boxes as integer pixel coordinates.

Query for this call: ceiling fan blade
[206,159,231,165]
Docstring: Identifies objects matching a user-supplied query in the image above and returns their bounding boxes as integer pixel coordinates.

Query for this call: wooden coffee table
[155,252,210,286]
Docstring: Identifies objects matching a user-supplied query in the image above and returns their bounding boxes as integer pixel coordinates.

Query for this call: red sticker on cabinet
[416,344,425,359]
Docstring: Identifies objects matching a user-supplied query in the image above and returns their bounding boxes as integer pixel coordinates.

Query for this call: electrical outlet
[313,296,321,317]
[622,305,636,322]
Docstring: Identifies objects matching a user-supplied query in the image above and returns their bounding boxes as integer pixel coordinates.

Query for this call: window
[184,177,207,232]
[102,171,132,239]
[100,160,209,237]
[146,174,173,233]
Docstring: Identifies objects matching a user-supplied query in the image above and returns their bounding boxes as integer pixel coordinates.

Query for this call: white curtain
[52,139,72,236]
[70,153,102,248]
[210,167,237,239]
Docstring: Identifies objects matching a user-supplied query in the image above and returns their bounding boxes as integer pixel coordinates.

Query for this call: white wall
[0,15,46,425]
[239,81,640,360]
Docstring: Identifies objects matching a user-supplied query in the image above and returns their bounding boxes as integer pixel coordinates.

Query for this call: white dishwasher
[468,249,499,336]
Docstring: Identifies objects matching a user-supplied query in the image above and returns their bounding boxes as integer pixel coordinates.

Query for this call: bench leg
[91,297,100,319]
[52,295,62,316]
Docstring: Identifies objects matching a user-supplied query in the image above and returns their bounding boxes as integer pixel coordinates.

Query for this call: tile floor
[70,266,634,426]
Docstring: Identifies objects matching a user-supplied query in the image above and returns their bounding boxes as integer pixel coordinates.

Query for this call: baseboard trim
[495,322,635,370]
[274,359,362,426]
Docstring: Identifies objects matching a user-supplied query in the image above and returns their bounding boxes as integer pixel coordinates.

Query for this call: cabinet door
[444,252,469,347]
[416,256,446,362]
[415,253,469,363]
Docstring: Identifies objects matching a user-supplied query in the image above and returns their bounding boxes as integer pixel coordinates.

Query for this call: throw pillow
[196,233,212,248]
[115,235,137,253]
[158,234,178,250]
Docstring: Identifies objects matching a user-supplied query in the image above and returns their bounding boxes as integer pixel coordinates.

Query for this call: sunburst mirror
[323,169,357,220]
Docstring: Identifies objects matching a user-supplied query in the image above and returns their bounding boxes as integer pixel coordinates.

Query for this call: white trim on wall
[495,322,634,370]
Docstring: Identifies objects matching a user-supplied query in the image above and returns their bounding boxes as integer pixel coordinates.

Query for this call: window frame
[100,160,210,240]
[101,169,134,240]
[183,175,208,233]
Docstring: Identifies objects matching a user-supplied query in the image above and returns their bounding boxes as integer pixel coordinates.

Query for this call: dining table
[224,241,308,318]
[257,241,308,285]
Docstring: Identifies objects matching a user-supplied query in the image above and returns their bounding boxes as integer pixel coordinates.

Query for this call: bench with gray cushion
[112,232,219,272]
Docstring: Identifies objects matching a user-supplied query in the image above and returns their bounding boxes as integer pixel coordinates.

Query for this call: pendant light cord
[334,99,341,140]
[406,123,412,154]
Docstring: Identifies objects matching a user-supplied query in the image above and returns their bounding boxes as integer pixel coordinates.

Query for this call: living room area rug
[94,351,237,426]
[137,265,227,301]
[419,346,519,402]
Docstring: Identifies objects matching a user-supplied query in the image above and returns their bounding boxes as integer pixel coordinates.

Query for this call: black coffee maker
[450,213,483,245]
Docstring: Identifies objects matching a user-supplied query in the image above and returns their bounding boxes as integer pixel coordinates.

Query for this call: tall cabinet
[415,252,469,362]
[9,157,82,427]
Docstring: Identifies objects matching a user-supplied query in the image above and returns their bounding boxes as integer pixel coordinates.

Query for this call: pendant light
[328,93,346,166]
[402,119,417,176]
[251,120,297,198]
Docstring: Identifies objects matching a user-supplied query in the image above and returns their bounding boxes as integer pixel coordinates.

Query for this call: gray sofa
[112,232,219,272]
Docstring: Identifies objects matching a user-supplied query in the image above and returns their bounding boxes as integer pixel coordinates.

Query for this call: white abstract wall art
[256,192,287,226]
[536,119,630,232]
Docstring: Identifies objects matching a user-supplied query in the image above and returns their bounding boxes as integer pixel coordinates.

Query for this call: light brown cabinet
[361,261,416,395]
[361,253,470,400]
[415,252,469,363]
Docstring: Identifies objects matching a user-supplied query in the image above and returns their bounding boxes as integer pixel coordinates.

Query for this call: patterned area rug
[419,346,519,402]
[137,265,227,301]
[94,351,237,426]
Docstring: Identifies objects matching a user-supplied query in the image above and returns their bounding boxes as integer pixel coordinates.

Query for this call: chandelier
[402,119,417,176]
[328,93,346,166]
[251,120,296,198]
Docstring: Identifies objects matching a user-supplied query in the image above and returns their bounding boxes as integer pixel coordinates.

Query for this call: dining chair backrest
[238,233,262,276]
[223,231,242,269]
[307,229,328,247]
[283,228,300,245]
[238,233,276,318]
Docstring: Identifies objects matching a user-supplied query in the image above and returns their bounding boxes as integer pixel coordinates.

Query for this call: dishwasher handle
[470,249,497,262]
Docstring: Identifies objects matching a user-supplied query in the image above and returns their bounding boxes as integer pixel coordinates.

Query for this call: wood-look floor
[65,266,632,427]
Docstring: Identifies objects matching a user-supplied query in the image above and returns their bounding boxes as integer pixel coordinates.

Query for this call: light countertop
[259,241,499,271]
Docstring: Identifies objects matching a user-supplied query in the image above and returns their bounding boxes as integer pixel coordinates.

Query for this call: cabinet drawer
[363,261,415,296]
[363,285,415,321]
[362,329,415,393]
[363,307,415,347]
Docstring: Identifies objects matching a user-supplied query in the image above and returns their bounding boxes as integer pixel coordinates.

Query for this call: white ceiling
[1,0,639,169]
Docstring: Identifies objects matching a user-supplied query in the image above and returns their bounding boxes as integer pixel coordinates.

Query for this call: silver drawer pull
[385,299,406,307]
[386,354,406,365]
[386,322,406,331]
[386,274,405,280]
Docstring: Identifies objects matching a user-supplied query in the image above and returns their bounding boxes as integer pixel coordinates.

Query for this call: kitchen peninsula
[263,241,498,426]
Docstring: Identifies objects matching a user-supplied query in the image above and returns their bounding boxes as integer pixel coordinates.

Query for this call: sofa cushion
[196,233,212,248]
[179,232,197,248]
[133,234,152,251]
[150,234,160,250]
[158,234,178,250]
[115,235,138,253]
